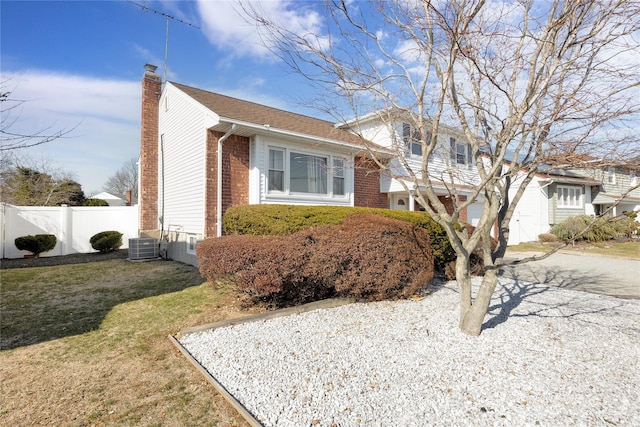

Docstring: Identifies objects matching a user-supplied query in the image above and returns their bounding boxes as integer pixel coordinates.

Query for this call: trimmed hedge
[15,234,57,256]
[223,204,455,271]
[90,230,123,253]
[198,213,434,307]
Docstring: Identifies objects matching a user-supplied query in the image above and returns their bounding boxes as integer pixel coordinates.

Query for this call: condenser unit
[128,238,159,260]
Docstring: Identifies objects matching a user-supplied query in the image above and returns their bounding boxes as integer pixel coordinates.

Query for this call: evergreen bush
[83,198,109,206]
[223,204,455,271]
[550,214,637,242]
[14,234,57,257]
[90,230,123,253]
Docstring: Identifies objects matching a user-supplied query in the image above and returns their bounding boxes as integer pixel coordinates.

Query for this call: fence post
[60,204,71,256]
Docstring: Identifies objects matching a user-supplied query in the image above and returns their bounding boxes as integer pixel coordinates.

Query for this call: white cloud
[2,69,141,195]
[196,0,327,59]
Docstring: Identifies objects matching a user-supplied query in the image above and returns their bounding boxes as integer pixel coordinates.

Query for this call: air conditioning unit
[128,238,158,260]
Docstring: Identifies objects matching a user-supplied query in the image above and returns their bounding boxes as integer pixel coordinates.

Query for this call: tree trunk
[459,268,499,336]
[456,255,473,329]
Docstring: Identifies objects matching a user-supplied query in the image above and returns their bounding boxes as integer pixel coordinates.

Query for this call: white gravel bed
[179,278,640,426]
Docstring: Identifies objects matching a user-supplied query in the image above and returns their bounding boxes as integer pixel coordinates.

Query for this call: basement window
[186,234,198,255]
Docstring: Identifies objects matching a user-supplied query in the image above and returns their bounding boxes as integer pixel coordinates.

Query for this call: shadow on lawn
[0,253,203,350]
[482,264,625,331]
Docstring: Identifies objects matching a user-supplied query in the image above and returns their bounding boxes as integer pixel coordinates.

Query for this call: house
[140,65,389,264]
[91,191,128,206]
[336,112,483,223]
[577,162,640,217]
[138,64,483,265]
[506,167,601,244]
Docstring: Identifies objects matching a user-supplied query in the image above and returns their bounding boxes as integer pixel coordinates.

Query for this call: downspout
[217,124,237,237]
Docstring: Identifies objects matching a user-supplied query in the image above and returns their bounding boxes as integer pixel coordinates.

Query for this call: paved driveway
[499,251,640,300]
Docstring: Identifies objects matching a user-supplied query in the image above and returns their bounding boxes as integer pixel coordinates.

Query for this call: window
[557,185,583,208]
[268,149,284,192]
[402,123,424,157]
[267,147,347,197]
[449,137,473,168]
[606,167,616,184]
[630,171,637,187]
[186,235,198,255]
[290,153,327,194]
[333,158,345,196]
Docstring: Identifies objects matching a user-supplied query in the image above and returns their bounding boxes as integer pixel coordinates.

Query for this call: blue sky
[1,0,325,195]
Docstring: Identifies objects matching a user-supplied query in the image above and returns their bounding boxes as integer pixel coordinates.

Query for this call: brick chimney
[139,64,161,231]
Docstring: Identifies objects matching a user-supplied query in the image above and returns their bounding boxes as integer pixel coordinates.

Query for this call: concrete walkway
[499,250,640,300]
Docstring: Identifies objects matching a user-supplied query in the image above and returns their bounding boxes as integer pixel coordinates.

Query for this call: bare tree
[242,0,640,335]
[102,158,138,203]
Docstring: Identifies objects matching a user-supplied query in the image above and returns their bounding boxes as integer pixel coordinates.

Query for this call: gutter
[217,124,237,237]
[216,117,393,157]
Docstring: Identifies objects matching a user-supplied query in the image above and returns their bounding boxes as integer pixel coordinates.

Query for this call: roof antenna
[128,1,200,85]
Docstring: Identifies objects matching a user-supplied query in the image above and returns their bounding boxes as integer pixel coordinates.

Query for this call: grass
[0,258,258,426]
[507,239,640,259]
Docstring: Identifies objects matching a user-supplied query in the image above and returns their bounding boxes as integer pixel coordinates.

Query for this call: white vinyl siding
[158,84,212,234]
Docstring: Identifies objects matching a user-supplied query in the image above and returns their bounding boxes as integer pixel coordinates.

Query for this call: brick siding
[354,156,389,208]
[139,69,161,231]
[204,131,250,237]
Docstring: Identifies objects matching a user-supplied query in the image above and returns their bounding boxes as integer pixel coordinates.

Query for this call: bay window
[268,147,347,197]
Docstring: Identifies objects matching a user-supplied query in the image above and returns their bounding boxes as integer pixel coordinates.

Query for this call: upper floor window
[557,185,583,208]
[402,123,424,157]
[630,171,637,187]
[606,167,616,184]
[268,148,346,197]
[449,137,473,168]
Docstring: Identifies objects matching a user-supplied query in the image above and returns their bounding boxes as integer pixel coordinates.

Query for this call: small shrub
[90,230,123,253]
[14,234,57,257]
[83,198,109,206]
[538,233,559,243]
[198,213,434,307]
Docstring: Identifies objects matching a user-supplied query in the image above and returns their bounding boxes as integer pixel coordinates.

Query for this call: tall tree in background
[102,158,138,203]
[1,164,85,206]
[243,0,640,335]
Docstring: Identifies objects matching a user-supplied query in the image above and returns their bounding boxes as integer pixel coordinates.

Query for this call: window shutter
[467,143,473,169]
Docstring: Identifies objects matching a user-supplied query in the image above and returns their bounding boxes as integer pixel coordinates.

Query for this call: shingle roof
[170,82,374,148]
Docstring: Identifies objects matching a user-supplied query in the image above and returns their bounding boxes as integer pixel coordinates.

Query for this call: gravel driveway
[499,251,640,300]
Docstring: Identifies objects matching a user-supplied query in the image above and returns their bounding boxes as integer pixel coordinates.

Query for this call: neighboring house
[576,163,640,217]
[91,192,128,206]
[138,64,483,265]
[507,167,600,245]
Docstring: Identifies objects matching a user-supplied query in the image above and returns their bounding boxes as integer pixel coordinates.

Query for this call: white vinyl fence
[0,204,139,259]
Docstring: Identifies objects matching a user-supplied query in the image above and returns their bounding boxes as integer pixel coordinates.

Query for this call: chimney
[125,189,132,206]
[139,64,161,231]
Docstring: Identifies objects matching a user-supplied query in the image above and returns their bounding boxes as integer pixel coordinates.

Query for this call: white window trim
[266,145,350,200]
[606,167,616,184]
[557,185,583,209]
